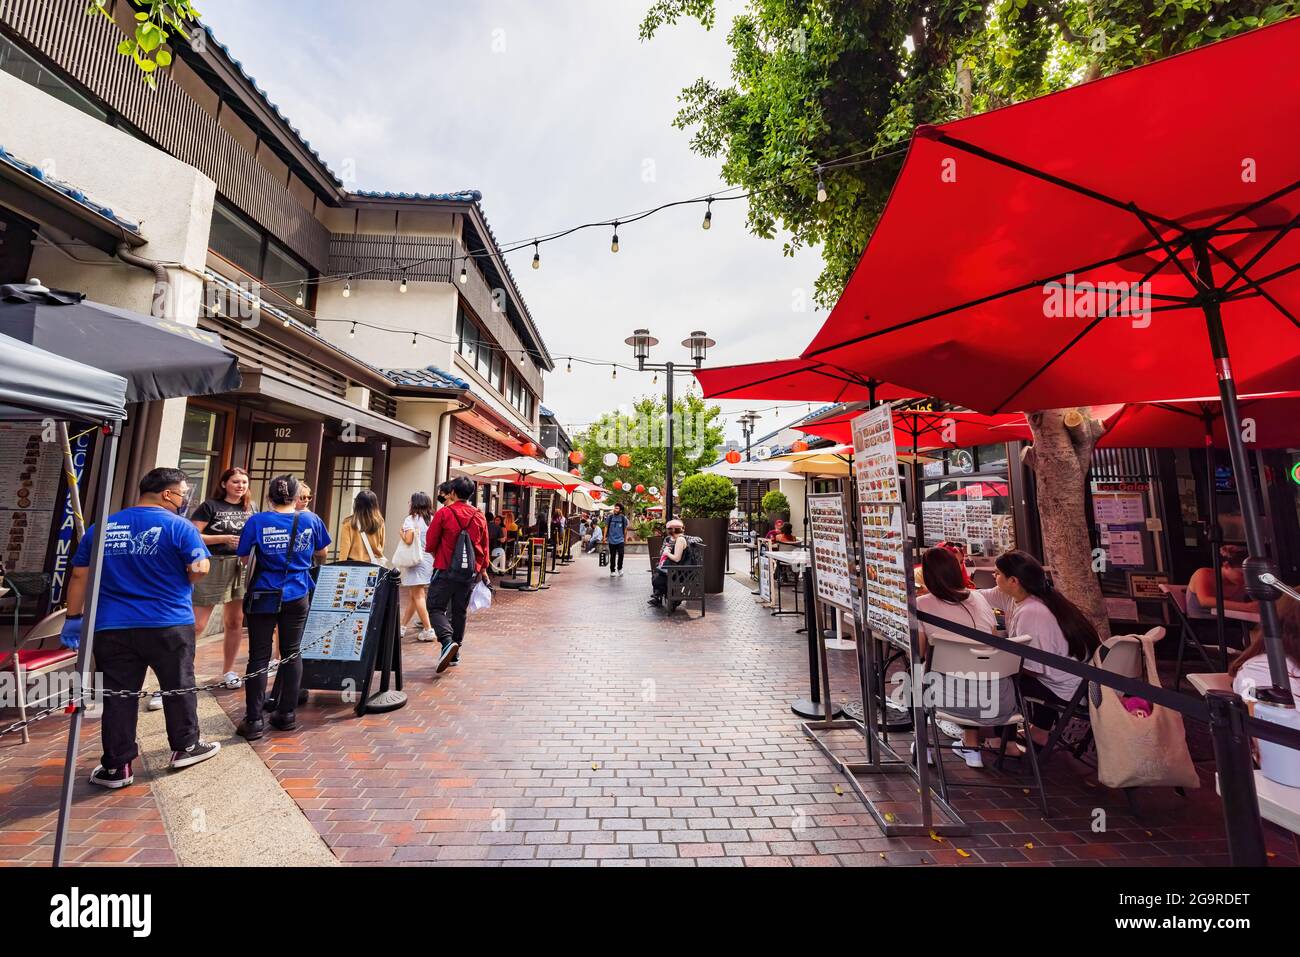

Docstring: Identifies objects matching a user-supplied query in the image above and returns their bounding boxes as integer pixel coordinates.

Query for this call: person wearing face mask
[61,468,222,789]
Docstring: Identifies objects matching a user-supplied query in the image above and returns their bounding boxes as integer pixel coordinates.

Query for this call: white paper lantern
[648,487,659,497]
[602,452,618,468]
[545,446,561,460]
[593,475,604,486]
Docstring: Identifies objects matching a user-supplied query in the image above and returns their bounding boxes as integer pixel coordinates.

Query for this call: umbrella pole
[1203,418,1228,668]
[53,421,120,866]
[1193,242,1291,705]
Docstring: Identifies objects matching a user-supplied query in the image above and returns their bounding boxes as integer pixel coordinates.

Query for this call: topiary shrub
[761,489,790,517]
[679,473,738,519]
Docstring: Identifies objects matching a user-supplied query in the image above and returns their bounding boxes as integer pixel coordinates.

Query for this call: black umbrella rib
[1204,178,1300,233]
[1131,206,1202,291]
[803,238,1171,359]
[929,132,1185,230]
[1208,244,1300,333]
[992,256,1174,414]
[1217,214,1300,296]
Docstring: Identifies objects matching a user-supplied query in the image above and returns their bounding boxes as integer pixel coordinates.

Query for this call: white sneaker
[222,671,242,689]
[146,694,163,712]
[417,629,438,643]
[617,569,624,577]
[909,741,934,766]
[951,742,984,769]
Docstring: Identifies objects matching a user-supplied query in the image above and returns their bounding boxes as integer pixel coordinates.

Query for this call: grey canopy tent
[0,333,127,866]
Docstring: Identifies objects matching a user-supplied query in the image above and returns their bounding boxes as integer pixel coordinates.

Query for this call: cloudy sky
[201,0,829,444]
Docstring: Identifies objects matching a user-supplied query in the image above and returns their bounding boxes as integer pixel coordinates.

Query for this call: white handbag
[392,523,423,569]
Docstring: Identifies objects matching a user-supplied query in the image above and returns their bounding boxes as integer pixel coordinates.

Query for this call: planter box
[684,517,728,593]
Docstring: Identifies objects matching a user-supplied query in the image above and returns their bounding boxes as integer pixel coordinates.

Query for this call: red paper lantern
[635,484,645,494]
[522,441,539,457]
[725,450,742,464]
[591,490,602,501]
[569,450,584,465]
[612,480,623,491]
[791,440,809,453]
[617,453,632,468]
[570,468,581,476]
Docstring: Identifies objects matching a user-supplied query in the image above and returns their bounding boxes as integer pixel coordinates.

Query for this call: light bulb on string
[611,222,620,254]
[343,277,352,298]
[816,167,827,203]
[611,366,617,380]
[411,332,418,349]
[532,242,540,270]
[348,322,356,339]
[566,358,572,373]
[459,264,468,284]
[702,199,712,230]
[519,350,527,366]
[652,372,658,385]
[295,283,305,307]
[399,271,408,294]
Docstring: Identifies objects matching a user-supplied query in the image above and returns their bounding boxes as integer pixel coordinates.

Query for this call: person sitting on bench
[648,519,689,607]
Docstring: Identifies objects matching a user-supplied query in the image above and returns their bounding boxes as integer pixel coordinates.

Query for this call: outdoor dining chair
[1160,583,1220,691]
[0,607,73,745]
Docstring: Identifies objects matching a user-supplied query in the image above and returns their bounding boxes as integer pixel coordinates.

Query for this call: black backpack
[682,535,705,566]
[444,508,479,583]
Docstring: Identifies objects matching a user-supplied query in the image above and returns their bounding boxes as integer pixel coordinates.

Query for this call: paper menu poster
[0,423,63,572]
[301,564,381,662]
[808,493,853,611]
[851,405,902,505]
[1094,493,1145,525]
[852,405,911,648]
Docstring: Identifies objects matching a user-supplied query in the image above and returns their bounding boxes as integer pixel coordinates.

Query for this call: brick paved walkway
[4,549,1297,866]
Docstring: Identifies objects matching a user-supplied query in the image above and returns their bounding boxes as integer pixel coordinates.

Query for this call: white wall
[315,280,459,372]
[385,398,457,535]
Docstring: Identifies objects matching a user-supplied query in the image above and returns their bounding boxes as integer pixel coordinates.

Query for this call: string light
[816,166,827,204]
[532,242,540,270]
[653,372,658,385]
[342,278,352,298]
[611,222,620,254]
[566,358,572,373]
[611,366,617,379]
[411,332,418,348]
[399,271,408,294]
[459,266,468,284]
[348,321,356,339]
[295,283,305,307]
[702,199,712,230]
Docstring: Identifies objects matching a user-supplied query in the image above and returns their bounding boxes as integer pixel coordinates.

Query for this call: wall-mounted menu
[808,492,853,611]
[852,406,911,648]
[922,499,995,549]
[0,423,63,573]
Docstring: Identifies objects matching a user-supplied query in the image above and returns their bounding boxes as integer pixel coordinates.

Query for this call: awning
[0,331,127,422]
[235,368,429,447]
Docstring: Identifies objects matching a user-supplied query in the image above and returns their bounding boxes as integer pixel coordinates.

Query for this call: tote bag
[392,519,424,569]
[1088,628,1199,790]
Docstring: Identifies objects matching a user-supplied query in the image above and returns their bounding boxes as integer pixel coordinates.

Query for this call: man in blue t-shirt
[604,503,629,577]
[64,468,222,789]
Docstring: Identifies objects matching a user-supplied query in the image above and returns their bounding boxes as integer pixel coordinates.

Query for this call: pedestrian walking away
[236,474,331,741]
[62,468,222,789]
[397,491,436,642]
[425,476,489,674]
[605,502,629,577]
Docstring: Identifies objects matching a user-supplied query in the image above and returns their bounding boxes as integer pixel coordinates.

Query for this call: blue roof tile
[0,145,141,235]
[383,366,472,391]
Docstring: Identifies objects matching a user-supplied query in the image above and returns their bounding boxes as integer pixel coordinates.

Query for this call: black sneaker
[89,763,133,789]
[236,719,265,741]
[449,653,461,667]
[647,596,662,606]
[435,641,460,674]
[269,712,297,732]
[169,740,221,770]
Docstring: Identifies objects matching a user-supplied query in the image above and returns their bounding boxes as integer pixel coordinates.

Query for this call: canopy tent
[694,357,921,404]
[801,18,1300,704]
[0,331,127,422]
[0,284,241,403]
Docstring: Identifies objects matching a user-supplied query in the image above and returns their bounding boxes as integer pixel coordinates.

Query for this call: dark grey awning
[0,285,241,403]
[0,331,127,422]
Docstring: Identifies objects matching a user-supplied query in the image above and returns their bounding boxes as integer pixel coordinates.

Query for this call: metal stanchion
[792,572,842,719]
[1206,690,1269,867]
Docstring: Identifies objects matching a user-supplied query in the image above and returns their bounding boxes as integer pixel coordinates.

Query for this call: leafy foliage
[88,0,200,90]
[571,394,726,515]
[642,0,1300,307]
[678,472,738,518]
[761,489,790,515]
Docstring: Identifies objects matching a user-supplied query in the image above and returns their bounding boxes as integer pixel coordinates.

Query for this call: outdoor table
[769,550,810,621]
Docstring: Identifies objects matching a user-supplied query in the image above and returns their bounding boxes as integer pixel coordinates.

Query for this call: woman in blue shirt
[236,474,330,739]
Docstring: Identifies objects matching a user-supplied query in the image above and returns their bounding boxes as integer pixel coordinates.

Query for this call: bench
[663,562,707,617]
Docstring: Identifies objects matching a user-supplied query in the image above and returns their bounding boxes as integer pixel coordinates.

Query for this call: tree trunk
[1024,409,1111,641]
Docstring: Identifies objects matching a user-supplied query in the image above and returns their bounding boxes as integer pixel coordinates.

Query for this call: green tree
[643,1,1298,637]
[572,394,726,516]
[89,0,200,90]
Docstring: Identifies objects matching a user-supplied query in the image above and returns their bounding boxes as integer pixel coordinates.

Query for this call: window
[490,351,504,391]
[179,406,227,500]
[0,34,109,122]
[263,239,309,290]
[209,201,262,276]
[456,308,479,365]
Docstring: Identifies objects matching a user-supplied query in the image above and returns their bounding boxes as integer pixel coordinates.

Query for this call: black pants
[1019,672,1074,730]
[244,596,310,722]
[94,625,198,768]
[427,571,474,648]
[607,543,625,572]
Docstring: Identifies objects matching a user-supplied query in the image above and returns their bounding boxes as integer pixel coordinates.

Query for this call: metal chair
[1,608,74,744]
[1161,583,1219,691]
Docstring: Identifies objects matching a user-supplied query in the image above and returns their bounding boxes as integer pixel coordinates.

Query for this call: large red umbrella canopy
[1099,393,1300,449]
[802,18,1300,414]
[795,403,1032,449]
[693,357,920,403]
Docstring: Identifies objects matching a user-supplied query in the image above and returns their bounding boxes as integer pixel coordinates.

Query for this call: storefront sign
[1129,573,1170,601]
[49,430,95,605]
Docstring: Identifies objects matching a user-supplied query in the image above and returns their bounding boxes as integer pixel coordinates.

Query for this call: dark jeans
[94,625,198,768]
[427,571,474,648]
[607,543,625,572]
[244,596,311,722]
[1019,672,1074,730]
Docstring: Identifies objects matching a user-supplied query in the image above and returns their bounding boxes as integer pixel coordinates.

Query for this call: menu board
[852,406,911,648]
[301,564,382,662]
[1100,526,1144,568]
[922,499,994,549]
[808,493,853,611]
[757,541,772,603]
[0,423,63,573]
[1094,492,1146,525]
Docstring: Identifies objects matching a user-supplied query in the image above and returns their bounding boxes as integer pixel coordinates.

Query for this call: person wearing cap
[648,518,690,607]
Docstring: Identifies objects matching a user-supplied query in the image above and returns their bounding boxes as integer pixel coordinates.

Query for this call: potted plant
[761,489,791,525]
[678,473,737,593]
[637,518,665,562]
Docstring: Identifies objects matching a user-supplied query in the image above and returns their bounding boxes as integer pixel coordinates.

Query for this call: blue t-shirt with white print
[72,506,209,631]
[237,510,331,603]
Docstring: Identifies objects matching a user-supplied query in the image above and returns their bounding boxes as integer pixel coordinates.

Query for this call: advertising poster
[301,564,382,663]
[757,541,772,603]
[0,423,63,574]
[808,492,853,611]
[852,406,911,648]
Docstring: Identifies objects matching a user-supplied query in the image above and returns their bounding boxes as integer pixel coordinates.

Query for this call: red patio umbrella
[795,403,1032,449]
[693,357,920,404]
[802,19,1300,705]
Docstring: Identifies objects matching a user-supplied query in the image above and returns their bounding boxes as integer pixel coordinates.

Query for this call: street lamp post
[737,411,761,536]
[625,328,714,521]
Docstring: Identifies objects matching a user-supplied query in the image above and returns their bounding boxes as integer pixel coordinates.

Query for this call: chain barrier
[0,612,355,740]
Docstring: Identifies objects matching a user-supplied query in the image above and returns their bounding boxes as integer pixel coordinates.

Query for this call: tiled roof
[349,189,483,203]
[0,145,141,235]
[383,366,472,391]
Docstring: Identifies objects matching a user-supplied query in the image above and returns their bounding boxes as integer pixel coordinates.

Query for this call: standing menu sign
[808,492,853,611]
[757,540,773,604]
[301,564,381,664]
[852,406,912,649]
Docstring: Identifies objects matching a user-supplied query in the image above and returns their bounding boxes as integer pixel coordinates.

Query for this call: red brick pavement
[4,550,1297,867]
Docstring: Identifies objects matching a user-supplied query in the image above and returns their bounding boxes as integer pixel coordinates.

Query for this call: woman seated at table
[1188,544,1258,617]
[979,550,1100,749]
[916,546,1004,768]
[1228,592,1300,704]
[767,519,799,548]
